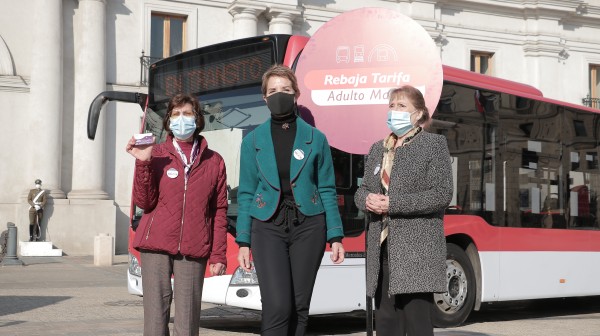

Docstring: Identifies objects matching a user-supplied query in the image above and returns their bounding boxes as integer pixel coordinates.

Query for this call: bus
[88,34,600,328]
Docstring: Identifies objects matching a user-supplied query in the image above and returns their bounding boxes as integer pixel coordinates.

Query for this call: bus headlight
[129,253,142,277]
[229,263,258,286]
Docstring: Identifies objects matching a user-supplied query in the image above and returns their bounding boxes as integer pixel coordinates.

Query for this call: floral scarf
[379,126,422,243]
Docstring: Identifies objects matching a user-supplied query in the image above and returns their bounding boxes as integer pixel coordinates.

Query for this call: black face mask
[266,92,296,117]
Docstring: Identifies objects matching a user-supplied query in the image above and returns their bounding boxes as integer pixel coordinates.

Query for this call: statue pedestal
[19,241,63,257]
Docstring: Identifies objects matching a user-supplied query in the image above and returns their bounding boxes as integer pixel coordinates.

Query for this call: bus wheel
[432,243,476,328]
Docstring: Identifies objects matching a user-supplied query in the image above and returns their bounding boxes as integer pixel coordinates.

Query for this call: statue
[27,179,47,242]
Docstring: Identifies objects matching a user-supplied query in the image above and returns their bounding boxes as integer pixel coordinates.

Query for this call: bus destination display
[151,43,274,102]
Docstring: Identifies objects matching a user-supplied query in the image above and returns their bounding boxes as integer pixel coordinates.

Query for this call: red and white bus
[88,34,600,328]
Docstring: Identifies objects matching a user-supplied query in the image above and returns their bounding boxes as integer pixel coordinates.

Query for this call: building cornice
[435,0,600,24]
[154,0,231,10]
[228,1,267,17]
[266,5,303,26]
[77,0,107,3]
[302,5,342,23]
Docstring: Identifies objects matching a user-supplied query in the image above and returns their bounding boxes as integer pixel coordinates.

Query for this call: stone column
[28,0,66,199]
[69,0,109,199]
[267,6,301,35]
[523,36,566,100]
[228,1,267,39]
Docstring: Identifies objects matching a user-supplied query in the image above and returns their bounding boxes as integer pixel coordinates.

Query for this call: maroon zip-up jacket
[132,135,228,266]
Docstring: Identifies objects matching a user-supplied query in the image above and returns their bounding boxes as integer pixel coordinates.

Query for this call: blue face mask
[386,110,414,136]
[169,115,196,140]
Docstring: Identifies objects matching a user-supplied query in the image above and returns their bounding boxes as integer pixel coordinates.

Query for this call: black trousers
[251,214,326,336]
[29,209,43,240]
[375,241,434,336]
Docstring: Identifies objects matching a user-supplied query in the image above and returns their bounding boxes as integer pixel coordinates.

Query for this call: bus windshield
[146,86,269,144]
[143,35,365,238]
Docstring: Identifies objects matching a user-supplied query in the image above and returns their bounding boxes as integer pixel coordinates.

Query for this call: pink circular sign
[296,7,443,154]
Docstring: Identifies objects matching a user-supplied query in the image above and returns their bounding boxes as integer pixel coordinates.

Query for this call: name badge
[167,168,179,178]
[374,164,381,175]
[293,149,305,160]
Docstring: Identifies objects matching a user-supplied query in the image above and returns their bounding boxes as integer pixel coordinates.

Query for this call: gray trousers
[140,250,207,336]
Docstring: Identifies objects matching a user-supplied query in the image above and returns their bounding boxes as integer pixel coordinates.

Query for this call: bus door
[330,147,365,239]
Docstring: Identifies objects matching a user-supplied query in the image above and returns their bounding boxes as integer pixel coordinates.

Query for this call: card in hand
[134,133,154,146]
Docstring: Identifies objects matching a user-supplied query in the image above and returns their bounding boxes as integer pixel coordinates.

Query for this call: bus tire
[432,243,476,328]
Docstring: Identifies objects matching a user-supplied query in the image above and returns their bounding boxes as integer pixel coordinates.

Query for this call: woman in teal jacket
[236,65,345,336]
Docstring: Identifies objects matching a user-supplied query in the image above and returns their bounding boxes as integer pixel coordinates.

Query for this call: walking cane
[365,213,374,336]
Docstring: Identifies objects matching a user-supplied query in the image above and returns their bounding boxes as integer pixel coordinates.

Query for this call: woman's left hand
[210,262,226,276]
[330,242,345,264]
[366,193,389,215]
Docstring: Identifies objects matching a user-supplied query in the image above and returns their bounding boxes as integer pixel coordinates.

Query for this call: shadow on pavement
[463,296,600,326]
[307,314,367,335]
[199,306,261,333]
[20,257,64,266]
[435,332,491,336]
[198,308,368,335]
[0,295,71,317]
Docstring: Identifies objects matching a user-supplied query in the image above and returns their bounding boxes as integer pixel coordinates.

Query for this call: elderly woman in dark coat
[355,85,453,336]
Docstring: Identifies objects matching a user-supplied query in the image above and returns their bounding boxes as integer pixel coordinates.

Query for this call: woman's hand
[126,136,153,161]
[210,262,226,276]
[330,242,345,264]
[365,193,389,215]
[237,247,252,272]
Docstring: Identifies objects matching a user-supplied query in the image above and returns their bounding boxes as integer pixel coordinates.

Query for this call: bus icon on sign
[354,45,364,63]
[368,44,399,63]
[336,46,350,63]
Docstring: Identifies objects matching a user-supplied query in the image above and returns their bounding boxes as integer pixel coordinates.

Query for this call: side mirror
[87,91,148,140]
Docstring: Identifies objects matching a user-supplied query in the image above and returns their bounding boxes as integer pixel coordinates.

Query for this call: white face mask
[386,110,415,136]
[169,115,196,140]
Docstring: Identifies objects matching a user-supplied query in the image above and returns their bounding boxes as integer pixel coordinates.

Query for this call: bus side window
[501,99,564,229]
[332,148,351,189]
[564,108,600,230]
[131,206,144,231]
[331,147,365,237]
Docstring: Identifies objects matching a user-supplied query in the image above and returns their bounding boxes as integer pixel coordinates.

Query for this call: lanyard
[172,138,199,183]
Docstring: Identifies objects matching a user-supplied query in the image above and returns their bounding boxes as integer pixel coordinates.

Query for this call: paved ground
[2,254,600,336]
[0,254,365,336]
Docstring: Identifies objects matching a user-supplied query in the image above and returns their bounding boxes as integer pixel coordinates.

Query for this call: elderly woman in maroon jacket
[126,93,228,336]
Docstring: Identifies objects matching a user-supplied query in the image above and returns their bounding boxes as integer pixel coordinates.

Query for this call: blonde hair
[261,64,300,99]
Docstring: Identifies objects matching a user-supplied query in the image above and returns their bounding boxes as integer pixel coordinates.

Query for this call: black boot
[29,225,34,241]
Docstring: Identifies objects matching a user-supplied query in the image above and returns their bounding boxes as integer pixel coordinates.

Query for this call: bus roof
[148,34,598,115]
[442,65,543,97]
[442,65,600,114]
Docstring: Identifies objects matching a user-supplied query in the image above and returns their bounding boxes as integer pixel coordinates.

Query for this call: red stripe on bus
[444,215,600,252]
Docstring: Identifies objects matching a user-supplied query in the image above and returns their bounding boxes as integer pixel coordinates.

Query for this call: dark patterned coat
[354,131,453,297]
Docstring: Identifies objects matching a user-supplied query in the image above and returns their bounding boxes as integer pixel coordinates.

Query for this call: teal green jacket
[236,118,344,245]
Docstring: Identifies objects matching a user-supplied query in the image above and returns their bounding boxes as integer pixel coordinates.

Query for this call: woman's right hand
[126,136,153,161]
[237,247,252,272]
